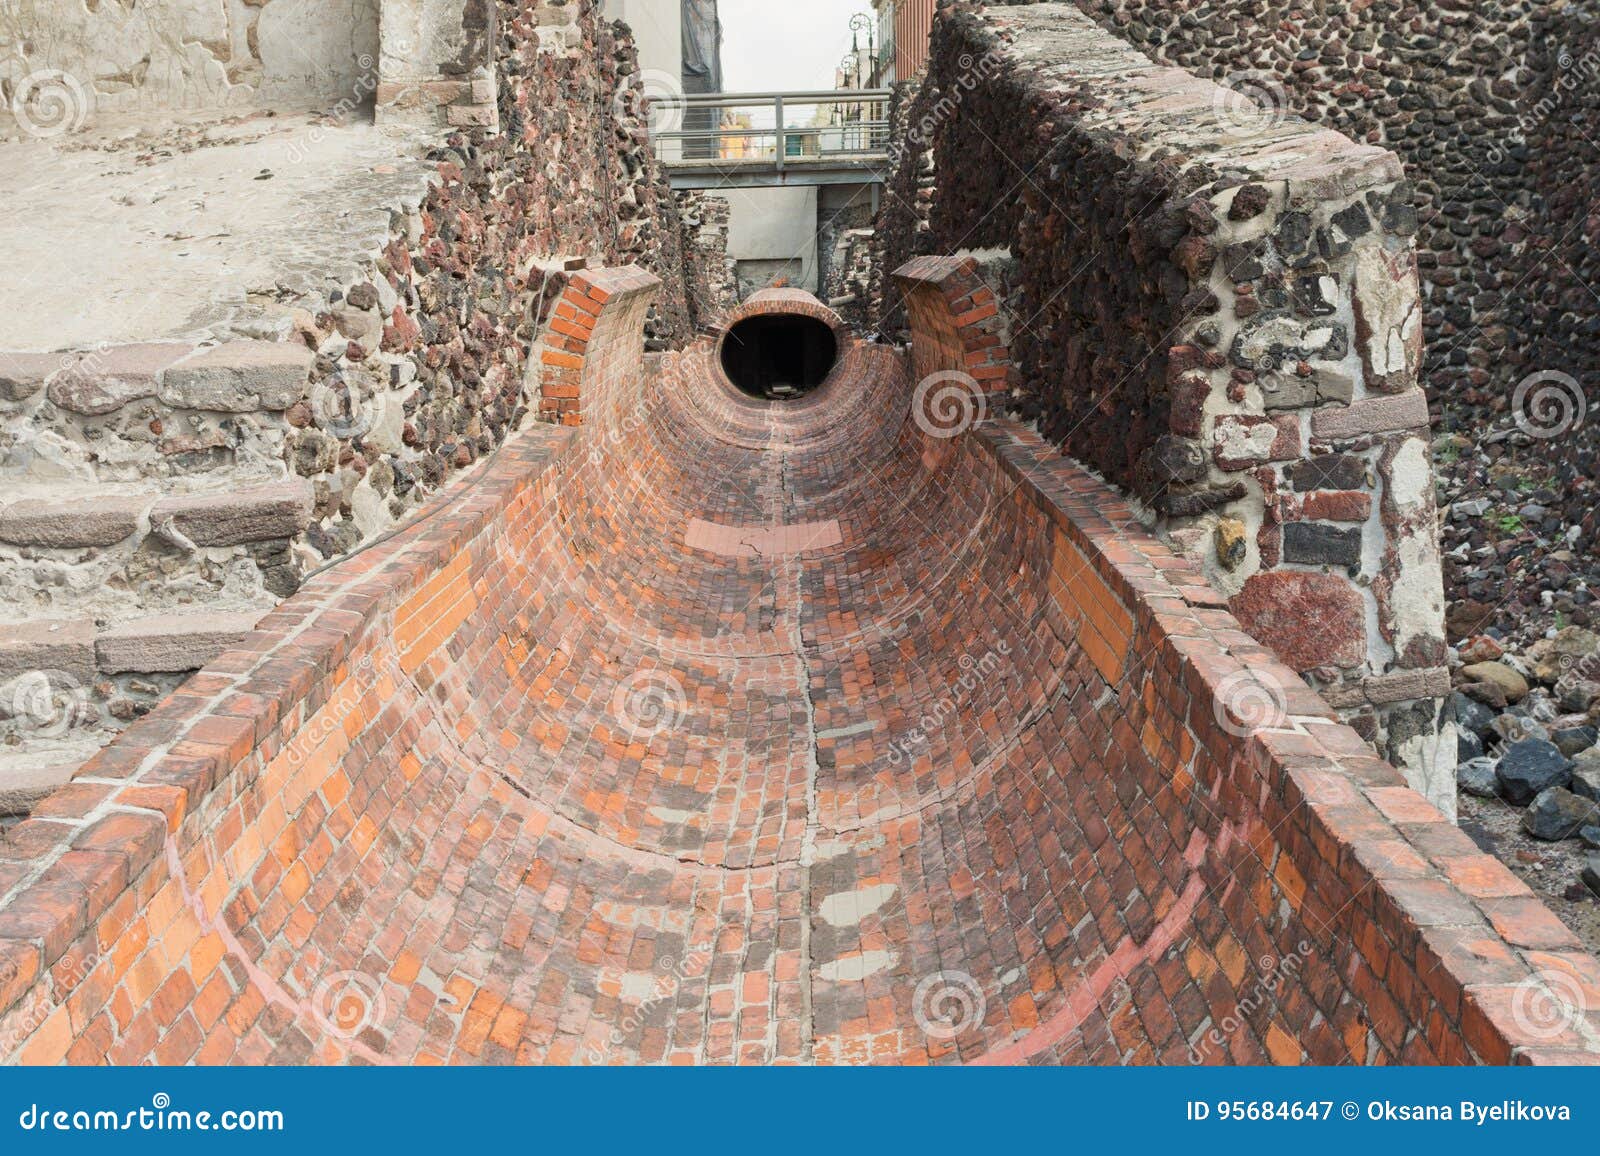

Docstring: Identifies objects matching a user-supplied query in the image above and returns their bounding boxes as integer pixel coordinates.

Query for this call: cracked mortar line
[792,560,821,1065]
[766,405,820,1065]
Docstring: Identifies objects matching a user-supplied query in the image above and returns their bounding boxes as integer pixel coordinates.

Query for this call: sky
[719,0,881,92]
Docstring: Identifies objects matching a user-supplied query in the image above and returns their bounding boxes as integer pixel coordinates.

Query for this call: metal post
[775,94,785,174]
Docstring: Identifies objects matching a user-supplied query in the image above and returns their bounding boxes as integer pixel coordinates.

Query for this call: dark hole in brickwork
[719,314,838,400]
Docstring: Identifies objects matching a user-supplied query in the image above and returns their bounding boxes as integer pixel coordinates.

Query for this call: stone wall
[815,193,876,323]
[873,3,1452,809]
[821,225,875,328]
[1035,0,1539,423]
[869,75,936,338]
[0,0,381,131]
[290,0,696,561]
[1522,5,1600,465]
[1045,0,1600,640]
[675,191,739,327]
[376,0,499,129]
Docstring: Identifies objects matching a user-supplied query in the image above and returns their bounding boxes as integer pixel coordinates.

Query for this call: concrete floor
[0,108,436,351]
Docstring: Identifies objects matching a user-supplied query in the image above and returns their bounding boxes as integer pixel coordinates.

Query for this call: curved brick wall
[0,271,1595,1065]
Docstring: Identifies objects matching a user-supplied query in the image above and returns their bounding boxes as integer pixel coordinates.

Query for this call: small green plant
[1495,513,1524,533]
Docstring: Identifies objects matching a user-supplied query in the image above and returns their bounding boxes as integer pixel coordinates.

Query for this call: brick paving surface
[1,274,1597,1065]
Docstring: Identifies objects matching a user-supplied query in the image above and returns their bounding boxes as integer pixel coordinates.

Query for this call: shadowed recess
[719,313,839,399]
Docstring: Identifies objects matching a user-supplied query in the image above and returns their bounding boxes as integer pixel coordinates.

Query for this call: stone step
[0,618,97,685]
[0,494,146,549]
[2,339,314,418]
[0,610,266,812]
[0,609,268,683]
[96,609,267,675]
[0,478,315,550]
[0,754,86,818]
[151,481,316,548]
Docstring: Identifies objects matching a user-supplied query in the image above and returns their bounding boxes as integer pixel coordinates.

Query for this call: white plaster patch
[1396,723,1458,821]
[810,834,885,860]
[258,0,380,105]
[349,477,391,540]
[1213,415,1278,463]
[817,883,899,929]
[620,972,668,1001]
[1387,437,1431,510]
[818,951,898,983]
[1354,244,1422,378]
[648,806,697,825]
[1390,533,1447,658]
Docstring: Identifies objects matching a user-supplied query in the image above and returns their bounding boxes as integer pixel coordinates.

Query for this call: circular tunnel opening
[719,313,839,400]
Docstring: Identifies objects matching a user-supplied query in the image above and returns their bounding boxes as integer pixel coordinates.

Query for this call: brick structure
[893,256,1016,404]
[719,289,856,345]
[871,3,1453,810]
[1,269,1593,1066]
[535,267,663,426]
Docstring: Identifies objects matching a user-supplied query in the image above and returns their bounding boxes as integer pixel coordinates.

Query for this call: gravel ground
[1460,792,1600,956]
[1436,428,1599,649]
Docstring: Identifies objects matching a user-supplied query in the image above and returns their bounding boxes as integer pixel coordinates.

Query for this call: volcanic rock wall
[1036,0,1541,422]
[293,0,696,559]
[877,1,1600,639]
[676,191,739,327]
[1522,6,1600,463]
[1045,0,1600,631]
[872,3,1452,808]
[871,75,937,337]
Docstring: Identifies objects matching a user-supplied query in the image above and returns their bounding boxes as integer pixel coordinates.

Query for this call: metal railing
[650,90,893,172]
